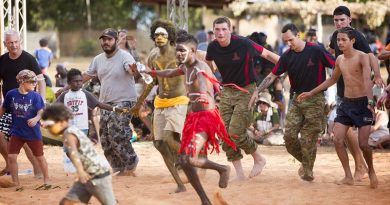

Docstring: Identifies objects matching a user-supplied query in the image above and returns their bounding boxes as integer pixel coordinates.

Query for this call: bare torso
[148,46,186,98]
[338,51,370,98]
[185,60,216,112]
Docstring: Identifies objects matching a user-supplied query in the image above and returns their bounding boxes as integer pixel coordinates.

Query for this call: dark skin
[146,42,230,205]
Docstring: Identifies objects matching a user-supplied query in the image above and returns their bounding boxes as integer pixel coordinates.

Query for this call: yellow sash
[154,96,189,108]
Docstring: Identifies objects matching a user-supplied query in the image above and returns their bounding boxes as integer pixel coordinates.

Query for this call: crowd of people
[0,4,390,205]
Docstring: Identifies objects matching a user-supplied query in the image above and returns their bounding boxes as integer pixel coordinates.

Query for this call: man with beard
[58,28,139,175]
[131,19,188,193]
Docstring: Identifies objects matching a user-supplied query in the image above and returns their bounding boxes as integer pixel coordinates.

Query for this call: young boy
[41,103,116,205]
[298,27,378,188]
[0,70,49,188]
[56,68,126,137]
[34,38,53,75]
[143,32,236,205]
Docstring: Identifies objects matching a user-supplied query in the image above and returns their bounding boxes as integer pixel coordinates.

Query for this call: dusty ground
[0,143,389,205]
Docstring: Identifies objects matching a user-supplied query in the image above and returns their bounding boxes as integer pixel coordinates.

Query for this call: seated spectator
[368,107,390,149]
[247,92,284,145]
[55,64,68,87]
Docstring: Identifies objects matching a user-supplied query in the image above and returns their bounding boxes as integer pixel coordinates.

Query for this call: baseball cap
[99,28,118,39]
[16,70,39,83]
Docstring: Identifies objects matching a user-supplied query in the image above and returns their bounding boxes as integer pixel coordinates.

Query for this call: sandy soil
[0,143,389,205]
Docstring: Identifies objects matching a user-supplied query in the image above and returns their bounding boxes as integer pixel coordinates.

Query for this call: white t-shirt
[86,49,137,103]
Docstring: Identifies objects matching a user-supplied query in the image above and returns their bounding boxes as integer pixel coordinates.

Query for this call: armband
[368,99,375,107]
[151,70,157,77]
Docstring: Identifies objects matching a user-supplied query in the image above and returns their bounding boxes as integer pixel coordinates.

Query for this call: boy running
[42,103,116,205]
[143,32,235,205]
[298,27,378,188]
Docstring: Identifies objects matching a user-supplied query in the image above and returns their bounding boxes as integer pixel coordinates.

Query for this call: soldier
[131,19,187,193]
[250,23,335,181]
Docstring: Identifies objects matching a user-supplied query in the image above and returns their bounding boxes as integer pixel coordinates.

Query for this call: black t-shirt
[0,51,41,96]
[206,35,263,87]
[329,28,371,97]
[272,42,335,94]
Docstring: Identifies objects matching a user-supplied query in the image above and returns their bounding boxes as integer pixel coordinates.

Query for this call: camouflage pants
[284,93,326,172]
[100,101,138,172]
[220,84,258,161]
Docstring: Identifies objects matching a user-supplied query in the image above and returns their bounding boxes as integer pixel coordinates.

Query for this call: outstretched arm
[147,67,184,78]
[297,58,342,102]
[64,134,91,183]
[260,49,280,64]
[378,50,390,61]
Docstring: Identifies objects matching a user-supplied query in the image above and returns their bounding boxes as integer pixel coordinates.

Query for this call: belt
[93,171,110,179]
[342,96,367,102]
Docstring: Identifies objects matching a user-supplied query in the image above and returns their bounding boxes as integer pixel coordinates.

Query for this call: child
[0,70,49,188]
[143,32,235,205]
[34,38,53,75]
[56,68,126,137]
[41,103,116,205]
[55,64,68,87]
[298,27,378,188]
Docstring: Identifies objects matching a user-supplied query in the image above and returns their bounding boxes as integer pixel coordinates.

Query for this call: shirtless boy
[298,27,378,188]
[145,31,236,205]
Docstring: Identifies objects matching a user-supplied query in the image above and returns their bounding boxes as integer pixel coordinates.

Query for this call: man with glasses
[0,30,46,177]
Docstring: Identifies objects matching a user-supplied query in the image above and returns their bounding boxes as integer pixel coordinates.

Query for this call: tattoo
[256,76,273,92]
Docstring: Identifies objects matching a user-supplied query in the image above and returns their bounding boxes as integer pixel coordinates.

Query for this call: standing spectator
[206,16,279,180]
[1,70,49,188]
[250,23,335,181]
[198,30,215,51]
[328,6,383,181]
[0,30,46,177]
[34,38,53,86]
[196,25,207,44]
[58,28,139,175]
[305,28,325,49]
[117,30,140,62]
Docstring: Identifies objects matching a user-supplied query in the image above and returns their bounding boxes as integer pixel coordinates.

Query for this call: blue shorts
[334,96,373,128]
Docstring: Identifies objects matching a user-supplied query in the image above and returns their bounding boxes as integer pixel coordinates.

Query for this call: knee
[333,136,344,147]
[7,154,17,163]
[153,140,164,151]
[359,141,370,151]
[178,155,190,168]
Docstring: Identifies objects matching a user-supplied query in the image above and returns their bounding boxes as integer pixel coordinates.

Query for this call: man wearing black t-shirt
[251,23,335,181]
[0,30,46,176]
[206,16,279,180]
[328,6,383,181]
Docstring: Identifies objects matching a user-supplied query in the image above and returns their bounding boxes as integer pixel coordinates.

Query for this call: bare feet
[170,184,186,194]
[353,166,368,182]
[213,191,229,205]
[249,155,266,178]
[301,170,314,182]
[369,172,378,189]
[335,177,354,186]
[218,166,230,188]
[298,165,304,177]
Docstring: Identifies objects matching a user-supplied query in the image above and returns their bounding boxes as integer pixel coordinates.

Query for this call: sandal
[16,186,24,192]
[34,183,52,190]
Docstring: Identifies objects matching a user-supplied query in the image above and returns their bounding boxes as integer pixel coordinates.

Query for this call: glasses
[154,33,168,38]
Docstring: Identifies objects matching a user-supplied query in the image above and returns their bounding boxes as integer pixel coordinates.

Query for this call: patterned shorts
[0,112,12,141]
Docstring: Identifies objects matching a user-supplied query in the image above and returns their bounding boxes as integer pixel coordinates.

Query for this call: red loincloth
[180,109,237,157]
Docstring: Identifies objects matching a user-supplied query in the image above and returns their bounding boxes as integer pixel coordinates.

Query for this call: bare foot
[301,170,314,182]
[298,165,304,177]
[218,166,230,188]
[249,156,266,178]
[213,191,229,205]
[170,185,186,194]
[0,168,8,176]
[335,177,354,186]
[369,172,378,189]
[354,167,368,182]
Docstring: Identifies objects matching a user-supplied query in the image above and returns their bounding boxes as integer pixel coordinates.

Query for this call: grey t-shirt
[86,49,137,103]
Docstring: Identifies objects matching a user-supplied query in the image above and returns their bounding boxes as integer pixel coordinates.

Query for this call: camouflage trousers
[284,93,326,173]
[220,83,258,161]
[100,101,138,172]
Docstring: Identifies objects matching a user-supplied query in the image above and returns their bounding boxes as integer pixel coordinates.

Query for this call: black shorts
[0,112,12,140]
[334,96,373,128]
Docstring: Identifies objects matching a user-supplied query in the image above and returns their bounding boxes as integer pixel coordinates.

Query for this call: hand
[78,170,91,184]
[129,63,138,76]
[376,92,387,108]
[248,90,259,110]
[373,75,385,88]
[297,92,313,102]
[138,104,151,118]
[27,117,39,127]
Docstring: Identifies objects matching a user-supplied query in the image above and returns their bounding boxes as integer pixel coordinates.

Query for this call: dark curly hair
[42,103,74,122]
[150,19,176,46]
